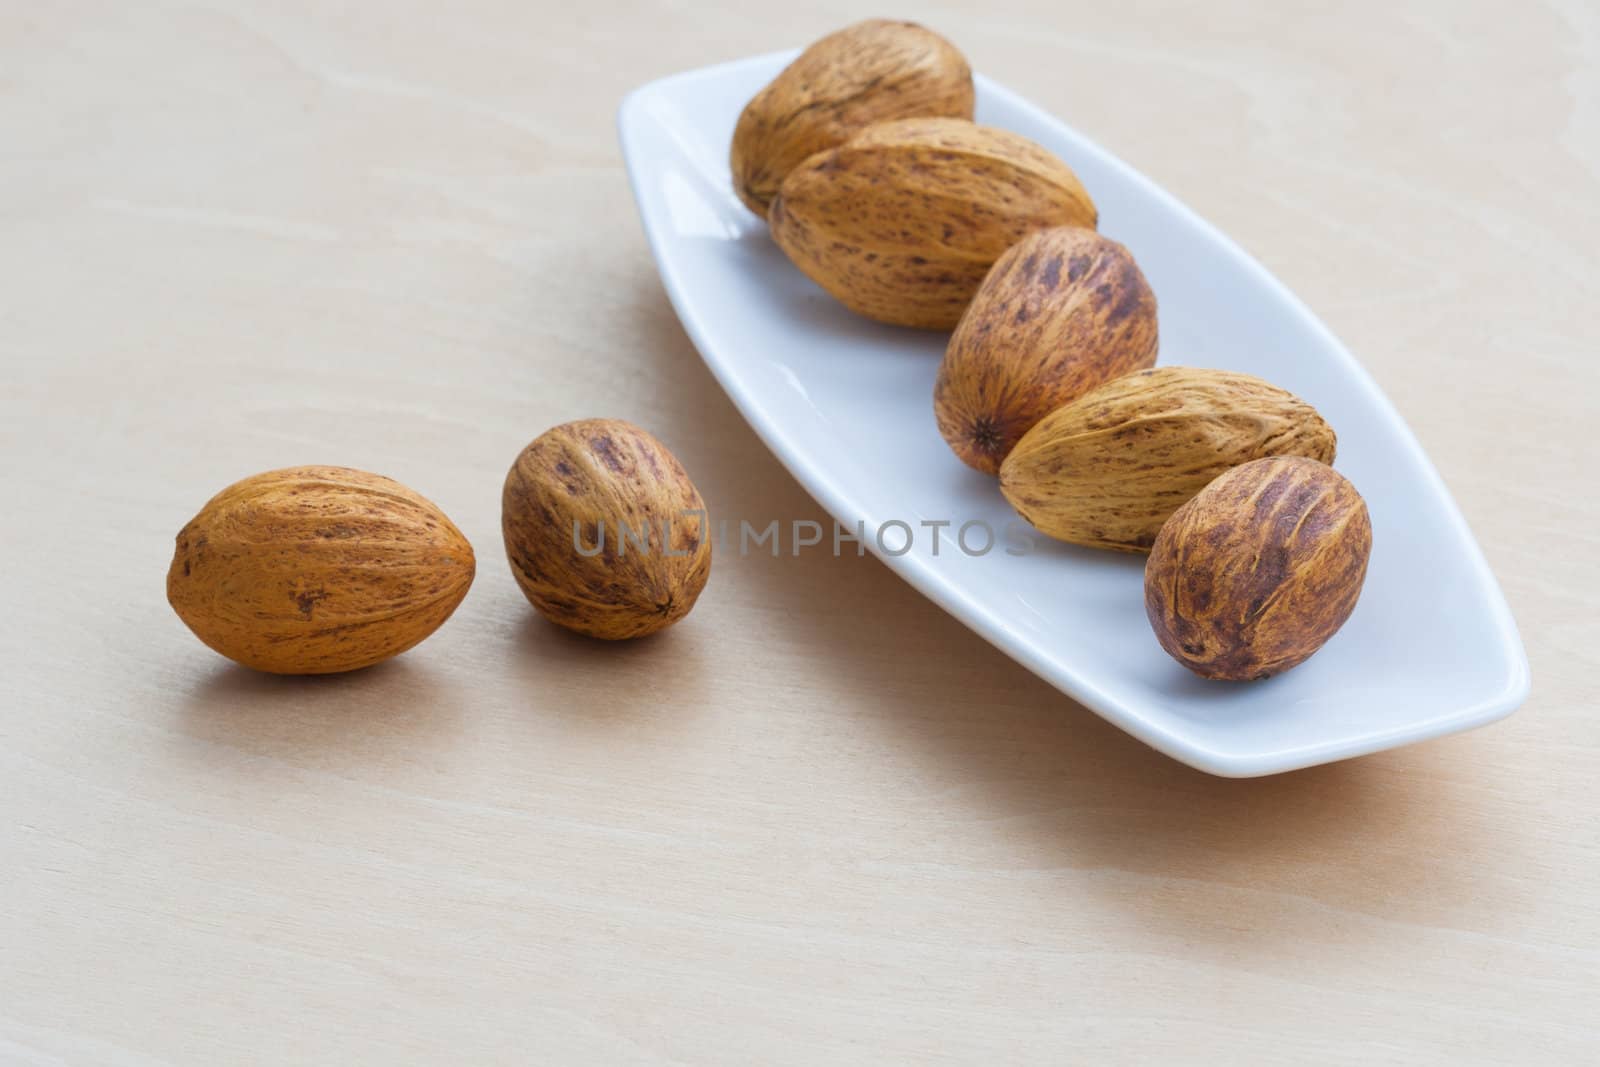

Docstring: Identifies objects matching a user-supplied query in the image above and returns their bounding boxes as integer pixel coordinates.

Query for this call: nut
[166,466,476,674]
[769,118,1097,329]
[935,226,1157,474]
[1000,367,1336,551]
[502,419,711,640]
[1143,456,1371,680]
[730,19,973,217]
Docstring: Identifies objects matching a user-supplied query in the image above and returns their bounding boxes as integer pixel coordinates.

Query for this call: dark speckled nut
[936,226,1158,475]
[502,419,711,640]
[1143,456,1371,681]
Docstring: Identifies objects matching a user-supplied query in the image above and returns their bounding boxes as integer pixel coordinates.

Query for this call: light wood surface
[3,2,1597,1063]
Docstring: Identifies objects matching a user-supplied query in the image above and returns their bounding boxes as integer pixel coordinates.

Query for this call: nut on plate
[768,118,1097,329]
[502,419,711,640]
[1143,455,1372,681]
[730,18,974,217]
[166,466,476,674]
[1000,367,1336,551]
[935,226,1157,474]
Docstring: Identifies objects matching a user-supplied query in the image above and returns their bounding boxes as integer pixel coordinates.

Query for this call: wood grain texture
[1,1,1597,1064]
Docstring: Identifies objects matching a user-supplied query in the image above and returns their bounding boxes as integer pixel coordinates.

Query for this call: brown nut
[1143,456,1371,681]
[502,419,711,640]
[769,118,1097,330]
[936,226,1157,474]
[1000,367,1336,551]
[730,19,974,217]
[166,466,475,674]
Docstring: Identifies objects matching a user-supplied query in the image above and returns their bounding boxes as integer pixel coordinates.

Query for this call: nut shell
[1143,456,1371,681]
[935,227,1157,474]
[502,419,711,640]
[730,19,974,217]
[768,118,1097,329]
[166,466,476,674]
[1000,367,1336,551]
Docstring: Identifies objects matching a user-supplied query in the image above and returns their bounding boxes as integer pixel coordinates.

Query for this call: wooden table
[3,2,1595,1062]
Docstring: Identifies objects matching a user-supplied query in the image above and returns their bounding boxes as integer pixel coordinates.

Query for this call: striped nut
[1143,456,1371,681]
[730,19,974,217]
[502,419,711,640]
[769,118,1097,330]
[167,466,475,674]
[1000,367,1335,552]
[936,227,1157,474]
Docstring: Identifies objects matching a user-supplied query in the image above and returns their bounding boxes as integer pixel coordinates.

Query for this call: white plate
[617,52,1529,776]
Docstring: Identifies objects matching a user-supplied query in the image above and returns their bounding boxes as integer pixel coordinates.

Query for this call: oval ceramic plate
[617,52,1529,776]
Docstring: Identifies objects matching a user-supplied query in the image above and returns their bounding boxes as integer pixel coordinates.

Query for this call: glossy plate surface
[617,52,1529,776]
